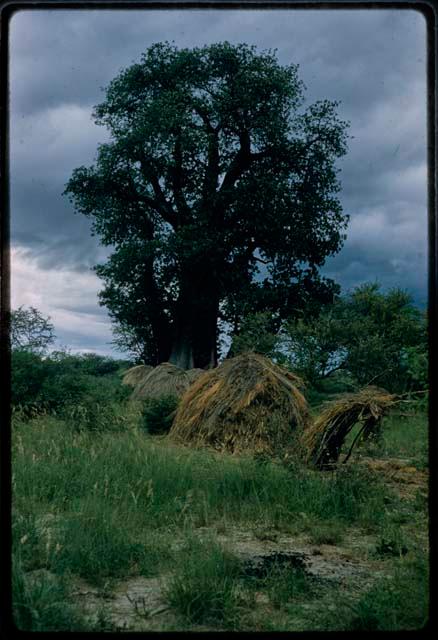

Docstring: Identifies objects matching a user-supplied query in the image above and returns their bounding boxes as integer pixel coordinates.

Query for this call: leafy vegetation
[10,300,428,631]
[327,554,429,631]
[12,555,88,631]
[140,394,179,435]
[11,392,428,631]
[232,284,427,394]
[65,42,349,368]
[11,342,131,419]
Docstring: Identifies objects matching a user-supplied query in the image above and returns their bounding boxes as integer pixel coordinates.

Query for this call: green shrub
[11,350,51,415]
[375,525,409,558]
[11,349,131,417]
[140,395,179,435]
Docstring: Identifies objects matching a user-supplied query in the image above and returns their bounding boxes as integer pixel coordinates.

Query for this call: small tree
[228,311,281,359]
[11,306,55,354]
[282,283,427,392]
[282,311,347,386]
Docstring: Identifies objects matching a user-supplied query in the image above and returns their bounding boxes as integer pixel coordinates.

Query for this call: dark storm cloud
[10,8,427,353]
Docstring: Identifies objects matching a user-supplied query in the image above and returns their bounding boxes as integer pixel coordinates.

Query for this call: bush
[11,349,131,420]
[11,350,51,414]
[60,373,131,431]
[140,395,179,435]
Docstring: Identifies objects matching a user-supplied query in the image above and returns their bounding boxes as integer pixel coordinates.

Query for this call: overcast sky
[10,8,427,357]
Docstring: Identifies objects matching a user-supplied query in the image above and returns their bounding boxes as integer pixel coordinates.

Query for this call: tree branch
[254,255,269,265]
[193,106,218,134]
[139,157,179,228]
[170,132,191,220]
[219,129,251,196]
[202,128,220,202]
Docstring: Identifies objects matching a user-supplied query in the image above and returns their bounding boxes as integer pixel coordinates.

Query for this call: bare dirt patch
[70,574,178,631]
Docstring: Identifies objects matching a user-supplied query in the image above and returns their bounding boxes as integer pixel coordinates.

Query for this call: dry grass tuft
[302,386,397,469]
[122,364,153,388]
[169,352,310,456]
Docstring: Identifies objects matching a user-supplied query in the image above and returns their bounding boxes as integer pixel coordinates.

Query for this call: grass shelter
[169,352,310,455]
[131,362,194,401]
[122,364,153,388]
[302,386,397,469]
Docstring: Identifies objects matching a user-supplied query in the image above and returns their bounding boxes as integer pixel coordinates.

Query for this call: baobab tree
[65,42,349,369]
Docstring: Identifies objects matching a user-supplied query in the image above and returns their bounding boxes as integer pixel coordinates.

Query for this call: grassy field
[11,401,429,631]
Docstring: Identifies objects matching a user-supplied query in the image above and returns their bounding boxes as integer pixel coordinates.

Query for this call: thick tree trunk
[168,272,219,370]
[192,298,219,368]
[169,329,194,369]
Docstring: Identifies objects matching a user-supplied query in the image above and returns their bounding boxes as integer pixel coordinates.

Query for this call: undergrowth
[11,405,428,631]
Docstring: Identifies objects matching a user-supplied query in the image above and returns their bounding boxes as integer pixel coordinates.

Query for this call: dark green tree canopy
[65,42,349,368]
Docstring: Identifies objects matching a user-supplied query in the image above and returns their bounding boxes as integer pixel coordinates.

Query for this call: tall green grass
[320,553,429,631]
[12,554,89,631]
[164,535,242,627]
[11,406,429,631]
[12,414,397,585]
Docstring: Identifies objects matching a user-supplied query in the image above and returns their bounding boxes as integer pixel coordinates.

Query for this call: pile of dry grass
[169,352,310,455]
[131,362,193,401]
[122,364,153,388]
[302,386,397,469]
[186,368,205,384]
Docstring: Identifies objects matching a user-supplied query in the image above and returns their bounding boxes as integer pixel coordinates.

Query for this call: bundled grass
[132,363,192,401]
[186,368,205,384]
[122,364,153,387]
[170,352,310,455]
[302,386,396,469]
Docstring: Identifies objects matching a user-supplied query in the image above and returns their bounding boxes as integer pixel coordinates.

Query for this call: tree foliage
[65,42,349,368]
[11,306,55,354]
[282,283,427,392]
[228,311,281,360]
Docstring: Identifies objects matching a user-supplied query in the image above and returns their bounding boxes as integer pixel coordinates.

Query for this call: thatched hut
[131,362,193,401]
[186,368,205,384]
[169,352,310,455]
[302,386,396,469]
[122,364,153,388]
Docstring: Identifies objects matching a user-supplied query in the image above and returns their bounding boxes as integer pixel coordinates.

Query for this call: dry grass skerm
[122,364,153,387]
[302,386,397,468]
[186,368,205,384]
[132,362,193,401]
[170,352,310,455]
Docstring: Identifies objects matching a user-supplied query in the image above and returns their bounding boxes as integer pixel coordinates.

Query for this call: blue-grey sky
[10,8,427,356]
